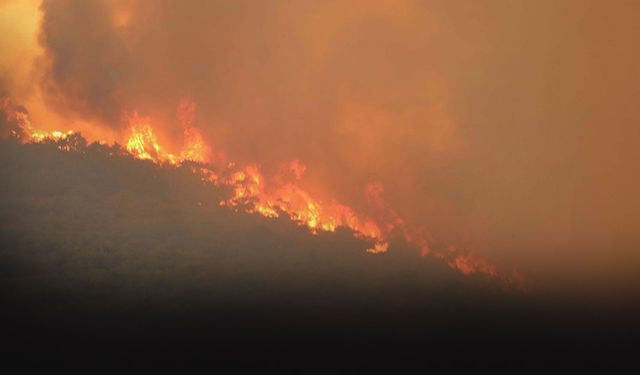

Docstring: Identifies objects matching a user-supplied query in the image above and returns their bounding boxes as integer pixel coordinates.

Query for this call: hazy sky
[1,0,639,289]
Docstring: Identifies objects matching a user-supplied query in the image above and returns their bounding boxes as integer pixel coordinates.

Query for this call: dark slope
[0,139,637,369]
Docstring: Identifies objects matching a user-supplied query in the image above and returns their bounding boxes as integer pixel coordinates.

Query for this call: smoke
[2,0,640,289]
[38,0,128,125]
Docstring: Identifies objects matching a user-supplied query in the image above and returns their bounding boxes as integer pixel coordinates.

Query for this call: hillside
[0,139,636,368]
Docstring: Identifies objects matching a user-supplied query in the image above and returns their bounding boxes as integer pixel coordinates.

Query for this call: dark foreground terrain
[1,139,638,369]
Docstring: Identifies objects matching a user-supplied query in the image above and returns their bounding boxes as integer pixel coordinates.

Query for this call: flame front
[0,95,523,288]
[220,161,389,253]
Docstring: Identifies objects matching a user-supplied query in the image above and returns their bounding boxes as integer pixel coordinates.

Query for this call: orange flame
[220,162,388,252]
[0,95,524,289]
[1,96,76,142]
[125,112,166,162]
[178,100,211,163]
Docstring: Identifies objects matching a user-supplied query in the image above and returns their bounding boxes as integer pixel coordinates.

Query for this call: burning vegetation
[1,95,524,289]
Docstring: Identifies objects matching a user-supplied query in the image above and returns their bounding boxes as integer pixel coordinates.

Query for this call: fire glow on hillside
[1,95,523,289]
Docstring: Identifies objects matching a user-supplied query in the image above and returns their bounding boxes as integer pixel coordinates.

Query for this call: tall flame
[178,100,211,163]
[125,112,164,162]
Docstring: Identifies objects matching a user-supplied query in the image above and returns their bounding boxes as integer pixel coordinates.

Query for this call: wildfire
[177,100,211,164]
[1,96,76,142]
[123,102,211,165]
[0,95,524,289]
[125,113,165,162]
[219,161,389,253]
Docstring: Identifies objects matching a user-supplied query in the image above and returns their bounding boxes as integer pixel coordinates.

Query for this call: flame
[367,242,389,254]
[178,100,211,163]
[0,95,524,289]
[123,102,211,165]
[1,96,76,142]
[125,112,166,162]
[449,253,497,277]
[221,163,387,247]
